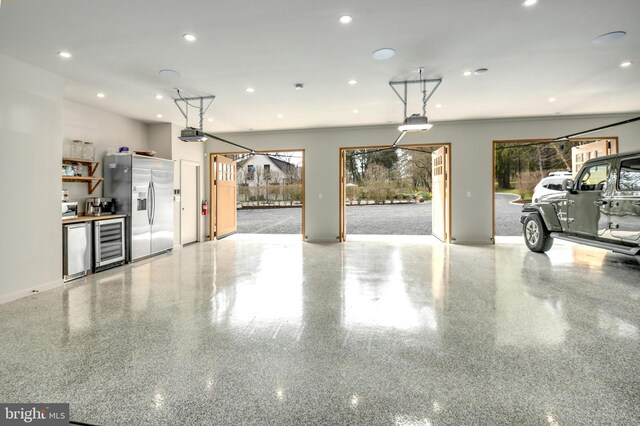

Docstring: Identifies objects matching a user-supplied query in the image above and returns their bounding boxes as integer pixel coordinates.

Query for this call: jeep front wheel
[523,213,553,253]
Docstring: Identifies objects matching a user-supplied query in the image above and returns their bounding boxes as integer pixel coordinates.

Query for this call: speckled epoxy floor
[1,236,639,425]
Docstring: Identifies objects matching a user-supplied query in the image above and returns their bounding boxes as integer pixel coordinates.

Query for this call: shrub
[515,171,541,201]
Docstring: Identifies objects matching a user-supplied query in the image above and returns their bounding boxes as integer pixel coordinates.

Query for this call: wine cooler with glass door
[94,217,125,272]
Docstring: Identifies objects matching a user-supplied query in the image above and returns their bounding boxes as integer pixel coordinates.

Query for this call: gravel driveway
[494,193,524,236]
[237,207,302,234]
[236,194,523,236]
[347,203,432,235]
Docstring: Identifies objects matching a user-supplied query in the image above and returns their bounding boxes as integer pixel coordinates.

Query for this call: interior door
[339,149,346,242]
[571,139,617,176]
[431,146,450,242]
[180,161,199,245]
[214,155,238,239]
[131,167,152,260]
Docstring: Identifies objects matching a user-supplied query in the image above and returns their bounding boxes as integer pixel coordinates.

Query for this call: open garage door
[431,146,450,242]
[339,143,451,241]
[493,137,619,240]
[571,139,618,176]
[213,155,237,239]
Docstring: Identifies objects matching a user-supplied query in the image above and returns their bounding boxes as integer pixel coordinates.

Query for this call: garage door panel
[214,155,237,239]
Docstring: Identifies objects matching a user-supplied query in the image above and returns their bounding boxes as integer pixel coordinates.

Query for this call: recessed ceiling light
[620,61,633,68]
[208,118,214,122]
[155,94,163,100]
[463,71,472,77]
[277,114,283,118]
[183,33,197,42]
[348,79,358,85]
[156,114,163,118]
[353,109,359,114]
[339,15,353,24]
[246,87,255,93]
[593,31,626,45]
[548,97,556,102]
[57,51,72,59]
[372,48,396,60]
[295,83,304,90]
[436,104,442,109]
[522,0,537,7]
[96,93,105,98]
[474,68,488,75]
[159,69,181,79]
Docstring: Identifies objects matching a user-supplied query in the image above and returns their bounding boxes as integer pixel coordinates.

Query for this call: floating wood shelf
[62,157,102,194]
[63,157,99,176]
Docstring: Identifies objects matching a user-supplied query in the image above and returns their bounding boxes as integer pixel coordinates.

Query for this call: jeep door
[567,161,612,238]
[610,156,640,243]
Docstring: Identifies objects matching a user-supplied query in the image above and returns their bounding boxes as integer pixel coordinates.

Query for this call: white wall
[63,100,149,207]
[205,113,640,243]
[147,122,172,160]
[148,123,206,246]
[170,124,206,244]
[0,54,66,302]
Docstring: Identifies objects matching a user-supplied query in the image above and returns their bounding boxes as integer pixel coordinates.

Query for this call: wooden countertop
[62,214,127,225]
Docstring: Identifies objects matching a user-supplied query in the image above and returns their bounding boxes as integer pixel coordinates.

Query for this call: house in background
[236,154,302,205]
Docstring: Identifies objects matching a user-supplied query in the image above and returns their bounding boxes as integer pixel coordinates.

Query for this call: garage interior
[1,1,639,424]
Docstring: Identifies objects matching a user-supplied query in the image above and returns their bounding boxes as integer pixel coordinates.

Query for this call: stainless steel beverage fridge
[103,154,174,262]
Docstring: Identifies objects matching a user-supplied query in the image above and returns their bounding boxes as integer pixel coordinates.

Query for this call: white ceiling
[0,0,639,132]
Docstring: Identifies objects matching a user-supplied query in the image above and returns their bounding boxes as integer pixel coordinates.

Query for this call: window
[577,163,609,191]
[247,165,255,180]
[618,157,640,191]
[545,182,563,191]
[264,164,271,178]
[541,178,565,191]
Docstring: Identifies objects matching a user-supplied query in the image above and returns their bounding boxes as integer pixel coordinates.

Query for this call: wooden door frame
[180,159,201,245]
[491,137,618,242]
[339,142,452,242]
[209,149,305,240]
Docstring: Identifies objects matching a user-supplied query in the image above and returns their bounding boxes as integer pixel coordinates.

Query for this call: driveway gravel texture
[237,193,522,236]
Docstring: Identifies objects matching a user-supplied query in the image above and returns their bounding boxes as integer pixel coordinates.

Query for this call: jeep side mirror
[561,178,574,192]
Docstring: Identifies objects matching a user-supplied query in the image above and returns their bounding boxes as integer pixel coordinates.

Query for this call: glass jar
[71,140,83,159]
[82,141,95,160]
[63,140,72,158]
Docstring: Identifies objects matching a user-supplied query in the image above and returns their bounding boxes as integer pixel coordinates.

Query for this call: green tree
[399,149,432,192]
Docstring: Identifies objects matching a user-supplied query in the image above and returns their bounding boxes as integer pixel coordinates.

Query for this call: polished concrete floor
[1,236,639,425]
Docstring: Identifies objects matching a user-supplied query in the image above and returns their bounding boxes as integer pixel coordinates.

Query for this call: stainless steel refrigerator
[103,154,174,262]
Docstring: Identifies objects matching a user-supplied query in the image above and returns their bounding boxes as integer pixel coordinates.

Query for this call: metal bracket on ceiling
[389,76,442,120]
[174,90,215,131]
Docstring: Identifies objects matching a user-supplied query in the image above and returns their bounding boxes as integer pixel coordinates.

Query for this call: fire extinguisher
[202,200,208,215]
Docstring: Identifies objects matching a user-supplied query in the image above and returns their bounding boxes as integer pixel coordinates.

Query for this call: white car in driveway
[531,171,573,203]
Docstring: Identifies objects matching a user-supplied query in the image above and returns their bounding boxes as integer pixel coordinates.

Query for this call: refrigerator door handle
[147,182,153,224]
[150,181,156,225]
